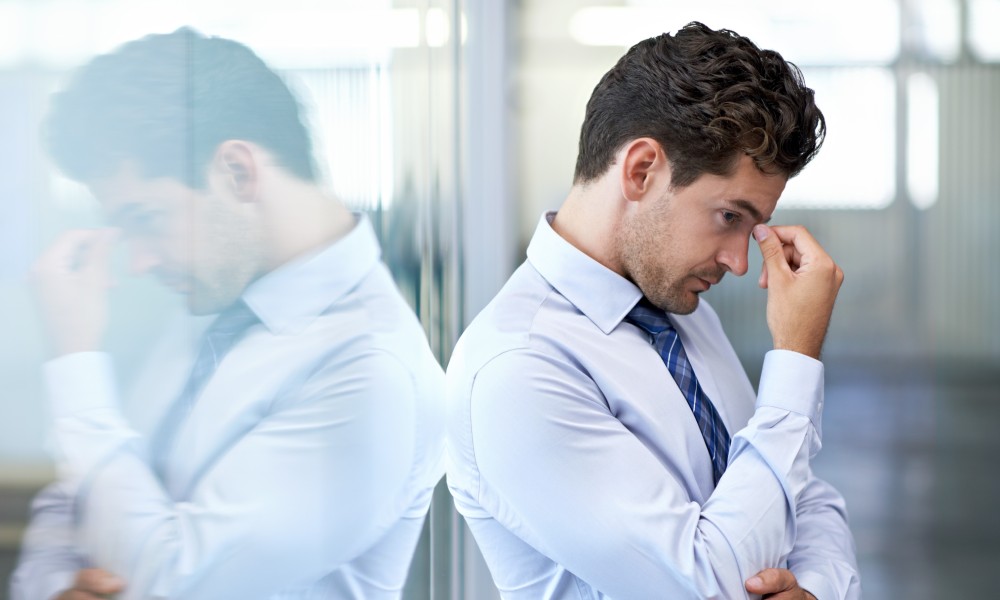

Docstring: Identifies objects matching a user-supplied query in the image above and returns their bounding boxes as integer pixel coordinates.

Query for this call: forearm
[43,350,421,598]
[10,483,85,600]
[698,350,826,587]
[466,349,826,599]
[786,475,861,600]
[44,353,137,494]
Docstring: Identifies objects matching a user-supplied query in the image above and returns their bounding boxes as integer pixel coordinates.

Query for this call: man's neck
[259,179,356,272]
[552,180,626,277]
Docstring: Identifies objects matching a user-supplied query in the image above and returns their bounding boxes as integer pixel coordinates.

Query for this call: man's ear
[214,140,258,202]
[619,137,671,202]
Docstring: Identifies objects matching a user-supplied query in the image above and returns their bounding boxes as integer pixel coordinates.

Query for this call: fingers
[35,229,118,274]
[753,225,793,279]
[745,568,797,595]
[54,590,105,600]
[756,225,802,289]
[58,591,110,600]
[767,225,822,254]
[73,568,126,595]
[53,565,126,599]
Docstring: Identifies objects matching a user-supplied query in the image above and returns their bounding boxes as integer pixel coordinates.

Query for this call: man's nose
[717,240,749,276]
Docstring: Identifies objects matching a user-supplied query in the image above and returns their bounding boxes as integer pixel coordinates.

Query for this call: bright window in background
[295,68,395,212]
[907,73,940,210]
[969,0,1000,61]
[0,0,442,69]
[781,69,896,210]
[569,0,900,65]
[910,0,961,61]
[0,0,450,215]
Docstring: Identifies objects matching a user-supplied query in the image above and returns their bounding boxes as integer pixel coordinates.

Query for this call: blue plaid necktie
[151,300,259,478]
[626,299,731,485]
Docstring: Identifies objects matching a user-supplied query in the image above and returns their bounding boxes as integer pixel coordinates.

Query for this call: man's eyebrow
[727,199,771,224]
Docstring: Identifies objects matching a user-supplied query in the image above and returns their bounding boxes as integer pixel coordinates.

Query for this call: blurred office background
[1,1,998,599]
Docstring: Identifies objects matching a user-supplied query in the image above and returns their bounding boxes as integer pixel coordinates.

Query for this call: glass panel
[908,0,961,62]
[0,2,456,598]
[782,68,897,209]
[907,72,940,209]
[969,0,1000,61]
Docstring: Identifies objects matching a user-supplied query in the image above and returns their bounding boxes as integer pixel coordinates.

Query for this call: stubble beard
[618,205,724,316]
[186,275,248,315]
[628,260,699,315]
[185,206,264,316]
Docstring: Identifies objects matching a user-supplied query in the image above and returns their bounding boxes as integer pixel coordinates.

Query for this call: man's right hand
[753,224,844,360]
[55,568,125,599]
[31,228,118,357]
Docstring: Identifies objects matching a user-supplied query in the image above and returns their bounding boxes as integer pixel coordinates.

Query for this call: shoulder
[448,261,610,383]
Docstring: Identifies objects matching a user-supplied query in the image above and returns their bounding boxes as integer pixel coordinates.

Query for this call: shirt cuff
[756,349,824,438]
[44,352,119,419]
[795,569,838,600]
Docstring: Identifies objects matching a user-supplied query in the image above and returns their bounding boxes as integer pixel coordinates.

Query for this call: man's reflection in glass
[12,28,444,600]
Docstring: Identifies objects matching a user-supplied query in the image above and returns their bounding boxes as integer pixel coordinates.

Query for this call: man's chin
[185,291,236,316]
[645,291,699,315]
[671,295,699,316]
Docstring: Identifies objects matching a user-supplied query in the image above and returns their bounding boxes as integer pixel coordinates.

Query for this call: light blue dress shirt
[12,214,446,600]
[447,213,860,600]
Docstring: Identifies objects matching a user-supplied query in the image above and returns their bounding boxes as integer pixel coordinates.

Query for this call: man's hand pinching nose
[753,224,844,360]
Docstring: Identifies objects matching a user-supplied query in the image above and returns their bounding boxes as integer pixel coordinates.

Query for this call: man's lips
[694,275,723,291]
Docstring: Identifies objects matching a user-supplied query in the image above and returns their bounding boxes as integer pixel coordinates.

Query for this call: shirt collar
[526,211,642,334]
[241,212,381,334]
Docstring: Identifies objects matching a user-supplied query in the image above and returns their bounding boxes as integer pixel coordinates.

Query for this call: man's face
[617,154,786,314]
[88,162,264,315]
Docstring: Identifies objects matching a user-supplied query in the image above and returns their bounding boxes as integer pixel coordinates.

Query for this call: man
[447,22,860,600]
[12,28,444,599]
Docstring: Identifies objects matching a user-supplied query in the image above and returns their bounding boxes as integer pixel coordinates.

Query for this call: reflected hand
[55,568,126,599]
[753,224,844,360]
[745,568,817,599]
[31,229,118,356]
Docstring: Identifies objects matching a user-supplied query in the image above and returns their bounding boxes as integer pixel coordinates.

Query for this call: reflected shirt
[446,213,860,600]
[12,214,446,600]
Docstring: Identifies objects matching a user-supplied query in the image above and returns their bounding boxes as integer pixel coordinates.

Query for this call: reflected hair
[45,27,317,187]
[573,21,825,188]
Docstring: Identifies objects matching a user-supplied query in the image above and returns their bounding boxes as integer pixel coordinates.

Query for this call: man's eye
[722,211,740,225]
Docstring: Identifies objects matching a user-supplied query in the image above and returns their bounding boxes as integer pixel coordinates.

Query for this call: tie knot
[207,300,259,340]
[624,298,675,337]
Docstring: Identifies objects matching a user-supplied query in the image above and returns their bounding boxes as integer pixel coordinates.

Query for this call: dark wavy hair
[573,22,825,188]
[45,27,317,188]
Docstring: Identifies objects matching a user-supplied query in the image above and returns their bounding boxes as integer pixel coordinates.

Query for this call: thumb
[75,568,126,594]
[753,224,791,278]
[745,568,796,594]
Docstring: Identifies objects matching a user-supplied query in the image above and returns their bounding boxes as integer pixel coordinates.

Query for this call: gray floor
[2,360,998,599]
[815,360,1000,600]
[0,486,37,599]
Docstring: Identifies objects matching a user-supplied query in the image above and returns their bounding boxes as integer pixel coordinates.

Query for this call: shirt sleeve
[466,348,826,600]
[9,483,85,600]
[787,472,862,600]
[41,349,420,599]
